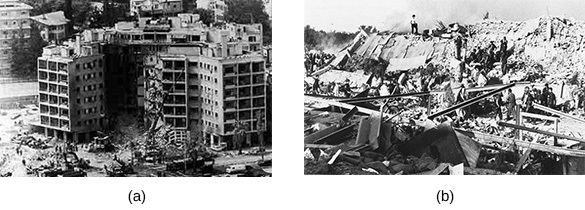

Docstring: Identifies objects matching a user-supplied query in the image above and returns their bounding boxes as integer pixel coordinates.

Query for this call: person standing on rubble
[540,85,550,107]
[456,85,467,119]
[340,79,352,97]
[506,89,517,120]
[494,93,504,120]
[455,34,463,60]
[312,76,320,94]
[547,87,557,109]
[521,86,534,114]
[487,41,497,67]
[500,37,508,74]
[411,14,418,34]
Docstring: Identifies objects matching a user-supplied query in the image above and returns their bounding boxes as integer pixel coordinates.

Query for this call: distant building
[30,11,70,43]
[36,36,106,142]
[0,0,32,77]
[130,0,183,17]
[196,0,225,22]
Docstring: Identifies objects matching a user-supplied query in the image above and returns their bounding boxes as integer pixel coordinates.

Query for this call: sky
[305,0,585,32]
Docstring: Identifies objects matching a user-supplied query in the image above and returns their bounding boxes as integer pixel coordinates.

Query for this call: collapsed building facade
[37,13,269,148]
[304,16,585,175]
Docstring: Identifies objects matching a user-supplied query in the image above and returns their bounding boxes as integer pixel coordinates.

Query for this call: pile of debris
[304,16,585,175]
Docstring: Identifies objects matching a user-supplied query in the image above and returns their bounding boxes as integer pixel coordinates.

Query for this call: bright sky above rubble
[305,0,585,32]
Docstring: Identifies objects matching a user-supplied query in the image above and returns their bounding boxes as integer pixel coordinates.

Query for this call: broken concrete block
[304,148,315,160]
[368,113,381,150]
[397,122,480,167]
[449,163,464,175]
[355,117,370,145]
[366,161,390,174]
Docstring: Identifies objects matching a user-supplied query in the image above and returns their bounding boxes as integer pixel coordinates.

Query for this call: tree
[359,25,378,34]
[71,0,94,30]
[10,25,47,79]
[87,1,128,29]
[225,0,271,45]
[193,8,215,26]
[304,25,320,49]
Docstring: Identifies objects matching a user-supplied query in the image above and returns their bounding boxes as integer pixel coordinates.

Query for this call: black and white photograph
[304,0,585,175]
[0,0,272,177]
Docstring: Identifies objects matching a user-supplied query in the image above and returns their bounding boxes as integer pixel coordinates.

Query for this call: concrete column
[64,132,68,142]
[44,127,49,137]
[210,134,215,146]
[53,129,59,140]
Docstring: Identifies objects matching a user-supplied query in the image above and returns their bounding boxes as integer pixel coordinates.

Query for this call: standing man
[500,37,508,74]
[312,76,320,94]
[494,93,504,120]
[455,34,463,60]
[411,14,418,34]
[506,89,516,120]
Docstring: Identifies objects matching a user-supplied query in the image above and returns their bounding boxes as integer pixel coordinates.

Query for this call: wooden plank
[355,117,370,145]
[465,84,509,93]
[429,83,515,119]
[520,112,559,122]
[304,126,337,144]
[313,124,356,145]
[497,121,585,143]
[533,103,585,124]
[342,107,359,122]
[368,113,381,150]
[305,96,396,118]
[455,128,585,157]
[514,133,539,173]
[340,91,432,103]
[304,144,337,149]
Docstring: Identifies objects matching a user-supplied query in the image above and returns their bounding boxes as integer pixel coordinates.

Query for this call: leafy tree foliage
[192,8,215,26]
[304,25,355,51]
[10,25,47,79]
[225,0,271,45]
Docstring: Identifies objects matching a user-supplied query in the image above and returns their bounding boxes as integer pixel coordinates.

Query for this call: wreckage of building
[33,13,268,147]
[305,16,585,175]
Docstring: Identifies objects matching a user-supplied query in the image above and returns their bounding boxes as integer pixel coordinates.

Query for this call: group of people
[306,78,352,98]
[466,37,509,74]
[492,84,557,121]
[521,84,557,113]
[304,52,334,74]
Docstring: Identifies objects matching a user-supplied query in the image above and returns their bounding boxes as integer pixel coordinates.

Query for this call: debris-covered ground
[0,106,272,177]
[304,16,585,175]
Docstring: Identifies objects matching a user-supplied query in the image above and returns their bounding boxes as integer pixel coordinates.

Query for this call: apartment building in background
[30,11,69,43]
[196,0,226,23]
[130,0,183,17]
[35,36,106,142]
[0,0,32,77]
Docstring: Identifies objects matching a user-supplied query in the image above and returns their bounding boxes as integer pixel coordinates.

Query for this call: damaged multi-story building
[57,13,268,147]
[35,36,105,142]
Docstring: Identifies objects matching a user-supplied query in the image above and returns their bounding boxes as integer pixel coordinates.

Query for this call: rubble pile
[304,16,585,175]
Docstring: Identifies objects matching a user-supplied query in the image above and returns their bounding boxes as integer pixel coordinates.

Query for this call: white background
[0,1,583,209]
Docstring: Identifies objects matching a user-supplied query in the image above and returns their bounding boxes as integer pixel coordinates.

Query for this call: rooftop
[31,11,70,26]
[0,1,32,10]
